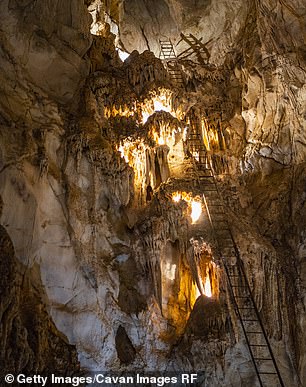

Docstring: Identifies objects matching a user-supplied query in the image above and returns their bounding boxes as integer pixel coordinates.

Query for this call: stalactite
[1,1,304,382]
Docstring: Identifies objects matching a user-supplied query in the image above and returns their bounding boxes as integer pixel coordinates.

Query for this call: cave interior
[0,0,306,386]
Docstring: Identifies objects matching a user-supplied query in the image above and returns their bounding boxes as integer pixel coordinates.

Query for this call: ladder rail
[224,263,265,387]
[202,193,265,386]
[159,38,184,86]
[234,244,285,387]
[203,170,285,386]
[205,162,285,386]
[186,122,285,386]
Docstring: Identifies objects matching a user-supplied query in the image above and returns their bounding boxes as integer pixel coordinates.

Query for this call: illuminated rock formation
[0,0,305,386]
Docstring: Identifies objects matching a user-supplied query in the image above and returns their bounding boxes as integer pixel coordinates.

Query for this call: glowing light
[142,111,151,124]
[141,88,184,124]
[182,127,188,141]
[148,121,176,146]
[118,143,129,163]
[172,192,202,223]
[165,262,176,280]
[153,100,171,113]
[204,275,212,297]
[191,201,202,223]
[193,151,199,161]
[172,192,181,202]
[104,105,135,118]
[195,285,201,299]
[201,119,211,151]
[171,191,192,203]
[142,95,172,124]
[117,49,130,62]
[117,140,147,207]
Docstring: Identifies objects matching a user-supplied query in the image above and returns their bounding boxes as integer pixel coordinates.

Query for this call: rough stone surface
[0,0,305,386]
[0,198,80,381]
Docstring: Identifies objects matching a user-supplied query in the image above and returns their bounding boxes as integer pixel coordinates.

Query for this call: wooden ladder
[159,38,176,60]
[186,122,285,387]
[159,38,184,87]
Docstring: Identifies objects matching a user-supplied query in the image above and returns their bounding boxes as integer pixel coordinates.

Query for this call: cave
[0,1,305,386]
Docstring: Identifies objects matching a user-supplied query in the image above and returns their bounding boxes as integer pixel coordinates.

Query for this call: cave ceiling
[0,0,306,386]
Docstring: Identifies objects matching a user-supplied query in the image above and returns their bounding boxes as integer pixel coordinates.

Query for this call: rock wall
[0,196,80,382]
[0,0,305,386]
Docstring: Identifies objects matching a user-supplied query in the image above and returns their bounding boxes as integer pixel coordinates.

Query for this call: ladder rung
[258,372,278,375]
[232,285,248,288]
[221,246,235,250]
[227,269,238,274]
[196,157,290,387]
[200,180,215,183]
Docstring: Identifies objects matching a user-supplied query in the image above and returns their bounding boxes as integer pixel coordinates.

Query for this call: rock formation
[0,0,305,386]
[0,196,80,383]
